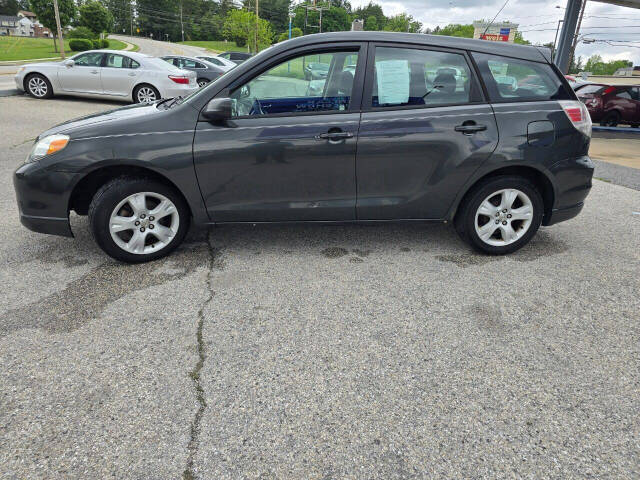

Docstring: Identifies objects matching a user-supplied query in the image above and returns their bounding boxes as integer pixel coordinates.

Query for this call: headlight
[27,134,70,162]
[17,66,25,74]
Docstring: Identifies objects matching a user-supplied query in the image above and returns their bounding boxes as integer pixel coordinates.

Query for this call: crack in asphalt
[183,233,218,480]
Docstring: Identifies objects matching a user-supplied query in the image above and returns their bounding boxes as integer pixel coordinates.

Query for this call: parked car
[14,32,593,263]
[161,55,227,87]
[304,62,330,80]
[565,74,592,90]
[196,55,237,71]
[218,51,253,65]
[15,50,197,103]
[577,84,640,127]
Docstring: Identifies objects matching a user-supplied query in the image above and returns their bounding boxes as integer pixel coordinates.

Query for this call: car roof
[79,49,151,60]
[273,32,551,63]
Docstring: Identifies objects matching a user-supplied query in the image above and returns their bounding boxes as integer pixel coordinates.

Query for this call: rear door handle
[454,123,487,134]
[315,132,354,140]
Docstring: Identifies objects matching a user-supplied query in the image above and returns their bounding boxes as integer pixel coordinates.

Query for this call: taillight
[559,100,592,137]
[168,75,189,84]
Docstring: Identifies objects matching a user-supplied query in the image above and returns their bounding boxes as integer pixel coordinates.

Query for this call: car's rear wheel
[25,73,53,99]
[197,78,209,87]
[601,111,621,127]
[455,176,544,255]
[88,177,190,263]
[133,84,160,104]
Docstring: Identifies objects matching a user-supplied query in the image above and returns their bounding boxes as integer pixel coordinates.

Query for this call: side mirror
[202,97,232,122]
[63,59,74,68]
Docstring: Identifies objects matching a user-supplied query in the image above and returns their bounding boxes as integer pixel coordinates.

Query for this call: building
[0,15,19,36]
[351,19,364,31]
[472,21,519,43]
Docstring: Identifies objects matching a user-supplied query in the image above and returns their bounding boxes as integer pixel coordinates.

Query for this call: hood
[24,60,65,69]
[37,102,160,139]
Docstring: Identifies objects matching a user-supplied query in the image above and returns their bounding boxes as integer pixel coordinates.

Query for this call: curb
[592,126,640,134]
[0,57,61,66]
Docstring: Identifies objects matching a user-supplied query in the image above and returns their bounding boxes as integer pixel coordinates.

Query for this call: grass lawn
[179,40,249,53]
[0,36,129,62]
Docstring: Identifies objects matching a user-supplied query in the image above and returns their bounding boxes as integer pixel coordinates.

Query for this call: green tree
[292,5,350,33]
[383,13,421,33]
[434,24,474,38]
[79,0,113,35]
[223,9,273,52]
[352,2,385,30]
[103,0,133,35]
[29,0,76,51]
[513,31,530,45]
[247,0,290,38]
[277,26,302,42]
[0,0,20,15]
[364,15,378,31]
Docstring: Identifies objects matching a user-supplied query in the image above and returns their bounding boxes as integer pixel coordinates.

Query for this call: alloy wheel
[109,192,179,255]
[474,188,534,247]
[28,77,48,97]
[198,79,209,87]
[137,87,157,103]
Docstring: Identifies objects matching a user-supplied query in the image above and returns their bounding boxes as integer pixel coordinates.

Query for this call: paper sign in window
[376,59,410,105]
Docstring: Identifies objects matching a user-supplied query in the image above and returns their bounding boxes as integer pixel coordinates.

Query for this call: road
[1,95,639,479]
[109,34,209,57]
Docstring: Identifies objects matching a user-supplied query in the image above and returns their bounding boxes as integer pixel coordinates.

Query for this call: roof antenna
[483,0,511,37]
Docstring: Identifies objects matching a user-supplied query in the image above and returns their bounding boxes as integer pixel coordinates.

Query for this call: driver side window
[230,50,359,117]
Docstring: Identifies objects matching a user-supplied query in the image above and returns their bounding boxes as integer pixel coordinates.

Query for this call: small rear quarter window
[472,52,572,102]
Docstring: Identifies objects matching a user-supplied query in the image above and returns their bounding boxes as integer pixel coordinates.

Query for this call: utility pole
[255,0,259,54]
[568,0,586,73]
[180,3,185,42]
[288,12,295,39]
[52,0,65,59]
[130,1,133,37]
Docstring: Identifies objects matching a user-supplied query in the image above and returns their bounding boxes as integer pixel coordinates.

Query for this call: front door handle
[454,122,487,134]
[315,131,354,141]
[90,70,99,75]
[128,72,136,77]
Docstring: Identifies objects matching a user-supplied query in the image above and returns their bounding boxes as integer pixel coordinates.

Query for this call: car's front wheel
[88,177,190,263]
[25,73,53,99]
[455,176,544,255]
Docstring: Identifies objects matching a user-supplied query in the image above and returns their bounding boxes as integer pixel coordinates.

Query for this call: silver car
[196,55,237,71]
[15,50,198,103]
[161,55,228,87]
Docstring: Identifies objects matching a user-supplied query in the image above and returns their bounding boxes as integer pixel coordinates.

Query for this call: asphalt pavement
[0,95,639,479]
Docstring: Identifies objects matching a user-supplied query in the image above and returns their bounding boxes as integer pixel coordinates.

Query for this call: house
[14,10,53,38]
[0,15,19,36]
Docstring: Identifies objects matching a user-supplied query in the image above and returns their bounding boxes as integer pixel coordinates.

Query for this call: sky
[350,0,640,66]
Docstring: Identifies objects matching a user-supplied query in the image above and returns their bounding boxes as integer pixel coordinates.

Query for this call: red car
[578,84,640,127]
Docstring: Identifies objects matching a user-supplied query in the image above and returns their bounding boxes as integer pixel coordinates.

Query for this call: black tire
[455,175,544,255]
[133,84,160,104]
[25,73,53,99]
[197,78,209,87]
[600,111,620,127]
[88,176,190,263]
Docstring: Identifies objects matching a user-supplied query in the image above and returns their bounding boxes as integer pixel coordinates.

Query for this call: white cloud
[350,0,640,65]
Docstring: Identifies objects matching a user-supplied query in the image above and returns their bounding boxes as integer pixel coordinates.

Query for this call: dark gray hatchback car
[14,32,593,263]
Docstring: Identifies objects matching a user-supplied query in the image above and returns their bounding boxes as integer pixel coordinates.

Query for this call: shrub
[92,39,102,49]
[234,36,246,47]
[69,38,93,52]
[67,26,96,39]
[101,39,109,48]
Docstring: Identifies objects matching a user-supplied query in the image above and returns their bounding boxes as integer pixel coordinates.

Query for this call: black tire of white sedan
[455,176,544,255]
[133,84,160,104]
[25,73,53,99]
[88,177,190,263]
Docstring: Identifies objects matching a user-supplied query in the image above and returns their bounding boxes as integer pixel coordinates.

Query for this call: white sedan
[14,50,198,103]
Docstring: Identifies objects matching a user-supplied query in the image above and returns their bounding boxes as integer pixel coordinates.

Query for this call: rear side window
[371,47,480,108]
[615,88,633,100]
[472,52,572,102]
[578,84,605,95]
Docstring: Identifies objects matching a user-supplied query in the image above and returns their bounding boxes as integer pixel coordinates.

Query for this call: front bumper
[14,73,25,92]
[14,161,77,237]
[543,155,594,226]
